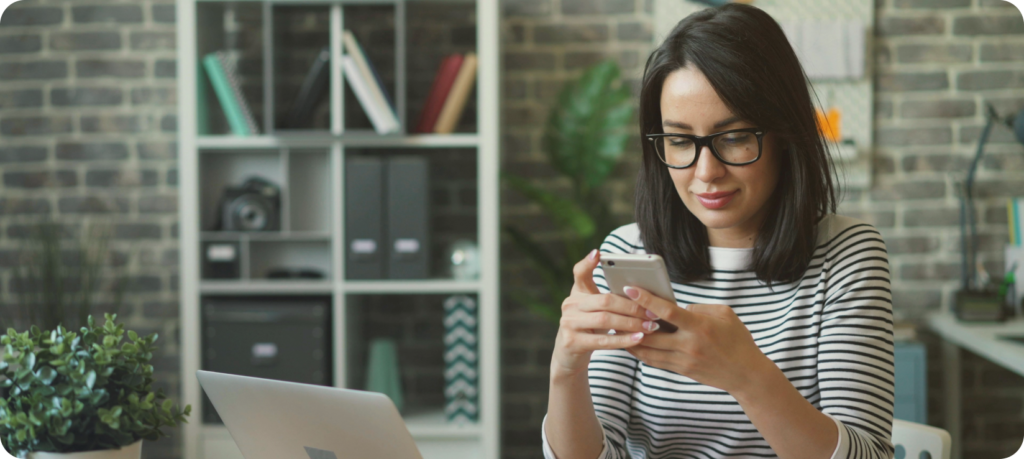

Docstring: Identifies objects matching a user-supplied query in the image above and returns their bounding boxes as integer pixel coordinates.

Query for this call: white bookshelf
[175,0,501,458]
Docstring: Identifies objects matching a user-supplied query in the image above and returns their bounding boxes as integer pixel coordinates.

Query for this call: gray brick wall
[0,1,181,458]
[867,1,1024,457]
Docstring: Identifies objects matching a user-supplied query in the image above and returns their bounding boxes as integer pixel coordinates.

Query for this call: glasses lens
[712,131,759,164]
[653,136,696,167]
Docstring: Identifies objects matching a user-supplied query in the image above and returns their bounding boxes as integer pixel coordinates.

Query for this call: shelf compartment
[345,293,481,427]
[200,150,285,232]
[250,240,332,280]
[344,148,477,281]
[273,4,331,132]
[405,1,477,135]
[196,2,267,136]
[288,150,333,232]
[200,295,333,424]
[343,4,399,133]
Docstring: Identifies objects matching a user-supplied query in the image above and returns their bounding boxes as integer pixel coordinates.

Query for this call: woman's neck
[708,229,756,249]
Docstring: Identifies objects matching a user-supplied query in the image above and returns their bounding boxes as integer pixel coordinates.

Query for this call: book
[342,55,397,134]
[343,31,399,131]
[286,46,331,129]
[202,51,260,136]
[202,52,249,136]
[433,52,477,134]
[217,51,260,135]
[1010,197,1023,246]
[415,54,464,134]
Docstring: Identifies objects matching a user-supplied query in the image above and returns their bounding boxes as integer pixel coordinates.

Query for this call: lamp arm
[961,104,999,290]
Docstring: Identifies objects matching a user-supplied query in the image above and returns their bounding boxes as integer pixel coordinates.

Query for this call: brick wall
[0,1,181,458]
[866,0,1024,457]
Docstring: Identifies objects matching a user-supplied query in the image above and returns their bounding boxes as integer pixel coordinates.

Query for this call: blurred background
[0,0,1023,458]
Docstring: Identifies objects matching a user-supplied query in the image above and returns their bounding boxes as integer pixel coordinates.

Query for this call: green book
[202,52,250,136]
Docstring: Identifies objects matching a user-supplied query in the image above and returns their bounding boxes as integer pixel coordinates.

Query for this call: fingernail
[588,249,598,260]
[643,321,660,332]
[631,332,644,342]
[646,309,659,320]
[624,286,640,300]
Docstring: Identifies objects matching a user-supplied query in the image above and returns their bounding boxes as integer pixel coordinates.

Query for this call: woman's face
[658,65,782,249]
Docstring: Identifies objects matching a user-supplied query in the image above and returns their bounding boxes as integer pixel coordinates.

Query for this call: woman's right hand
[551,249,656,379]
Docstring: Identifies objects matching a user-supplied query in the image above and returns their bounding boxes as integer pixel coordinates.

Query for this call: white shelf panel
[197,133,480,150]
[201,231,332,241]
[404,409,481,440]
[343,280,480,294]
[200,280,335,294]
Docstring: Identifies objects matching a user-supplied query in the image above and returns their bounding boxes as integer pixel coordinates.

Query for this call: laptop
[196,370,424,459]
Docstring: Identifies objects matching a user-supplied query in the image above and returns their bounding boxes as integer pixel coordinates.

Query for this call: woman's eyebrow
[663,116,743,130]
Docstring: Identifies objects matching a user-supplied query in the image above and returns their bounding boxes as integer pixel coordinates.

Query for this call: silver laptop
[196,370,424,459]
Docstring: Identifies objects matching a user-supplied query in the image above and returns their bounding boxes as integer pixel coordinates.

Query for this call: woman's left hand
[623,286,776,395]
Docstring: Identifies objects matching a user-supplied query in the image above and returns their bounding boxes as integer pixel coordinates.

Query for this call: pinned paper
[781,20,865,80]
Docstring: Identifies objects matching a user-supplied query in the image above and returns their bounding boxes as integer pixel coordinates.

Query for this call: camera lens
[608,260,615,266]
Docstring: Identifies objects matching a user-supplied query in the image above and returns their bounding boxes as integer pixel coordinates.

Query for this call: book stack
[415,52,478,134]
[202,51,260,136]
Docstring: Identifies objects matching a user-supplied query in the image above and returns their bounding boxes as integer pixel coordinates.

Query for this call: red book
[415,54,465,134]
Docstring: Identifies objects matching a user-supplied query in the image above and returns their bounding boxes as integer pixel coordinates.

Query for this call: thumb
[570,249,601,295]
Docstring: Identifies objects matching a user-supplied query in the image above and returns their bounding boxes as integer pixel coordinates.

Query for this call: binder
[387,156,430,279]
[345,156,385,279]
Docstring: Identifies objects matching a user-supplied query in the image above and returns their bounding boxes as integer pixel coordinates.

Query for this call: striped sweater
[542,214,895,459]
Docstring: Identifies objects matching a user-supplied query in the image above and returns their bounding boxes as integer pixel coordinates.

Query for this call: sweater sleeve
[818,222,896,459]
[541,226,642,459]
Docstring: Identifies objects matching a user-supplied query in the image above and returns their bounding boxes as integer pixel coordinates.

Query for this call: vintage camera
[219,177,281,232]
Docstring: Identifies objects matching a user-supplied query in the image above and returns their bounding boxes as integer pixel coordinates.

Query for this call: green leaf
[128,330,138,342]
[542,59,634,194]
[503,174,595,238]
[35,367,57,386]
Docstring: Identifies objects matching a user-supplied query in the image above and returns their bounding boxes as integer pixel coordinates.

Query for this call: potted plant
[503,59,635,322]
[0,314,190,458]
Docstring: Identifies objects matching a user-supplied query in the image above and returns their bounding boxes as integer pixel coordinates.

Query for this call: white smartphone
[600,253,679,333]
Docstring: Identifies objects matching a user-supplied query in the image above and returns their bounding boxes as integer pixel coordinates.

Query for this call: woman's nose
[693,145,726,183]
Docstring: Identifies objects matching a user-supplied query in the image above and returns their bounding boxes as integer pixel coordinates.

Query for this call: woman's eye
[669,138,693,147]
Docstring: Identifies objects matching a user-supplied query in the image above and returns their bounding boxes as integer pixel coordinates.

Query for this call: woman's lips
[695,190,738,209]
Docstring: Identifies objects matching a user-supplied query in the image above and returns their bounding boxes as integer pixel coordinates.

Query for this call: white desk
[926,311,1024,459]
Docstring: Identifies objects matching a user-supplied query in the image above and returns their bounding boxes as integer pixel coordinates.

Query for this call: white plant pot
[28,441,142,459]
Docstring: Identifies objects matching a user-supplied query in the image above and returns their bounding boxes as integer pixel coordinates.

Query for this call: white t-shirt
[542,214,894,459]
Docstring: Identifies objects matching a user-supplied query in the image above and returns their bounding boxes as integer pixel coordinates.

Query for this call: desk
[926,311,1024,459]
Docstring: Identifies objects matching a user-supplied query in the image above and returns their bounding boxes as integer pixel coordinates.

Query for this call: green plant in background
[0,314,190,456]
[2,221,126,333]
[504,59,635,322]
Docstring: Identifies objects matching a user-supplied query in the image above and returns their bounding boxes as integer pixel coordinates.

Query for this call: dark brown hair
[635,3,838,286]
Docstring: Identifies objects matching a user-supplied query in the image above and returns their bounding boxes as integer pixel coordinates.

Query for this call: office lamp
[955,104,1024,321]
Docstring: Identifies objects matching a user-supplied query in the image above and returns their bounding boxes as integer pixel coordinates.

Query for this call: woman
[542,4,894,459]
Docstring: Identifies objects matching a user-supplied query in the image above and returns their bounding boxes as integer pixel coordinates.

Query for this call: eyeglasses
[646,128,767,169]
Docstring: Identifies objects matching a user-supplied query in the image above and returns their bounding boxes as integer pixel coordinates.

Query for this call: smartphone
[600,253,679,333]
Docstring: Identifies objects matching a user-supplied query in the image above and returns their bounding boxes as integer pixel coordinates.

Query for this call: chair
[892,419,952,459]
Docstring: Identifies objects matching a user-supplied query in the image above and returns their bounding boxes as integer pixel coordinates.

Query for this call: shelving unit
[176,0,500,458]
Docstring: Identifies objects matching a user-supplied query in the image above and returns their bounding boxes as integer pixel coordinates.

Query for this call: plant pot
[28,441,142,459]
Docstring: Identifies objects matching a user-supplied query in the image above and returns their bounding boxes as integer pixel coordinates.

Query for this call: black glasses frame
[645,127,768,169]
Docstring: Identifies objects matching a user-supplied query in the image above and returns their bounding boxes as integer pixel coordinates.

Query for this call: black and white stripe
[543,214,894,459]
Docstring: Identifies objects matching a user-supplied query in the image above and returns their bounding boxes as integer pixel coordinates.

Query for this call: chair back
[892,419,952,459]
